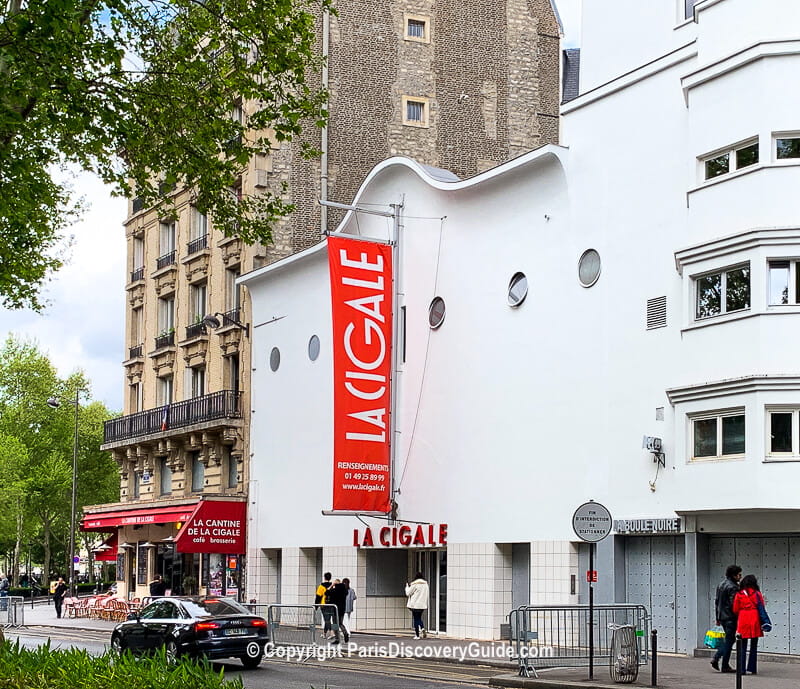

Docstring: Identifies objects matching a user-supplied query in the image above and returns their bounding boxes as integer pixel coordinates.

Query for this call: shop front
[82,497,246,600]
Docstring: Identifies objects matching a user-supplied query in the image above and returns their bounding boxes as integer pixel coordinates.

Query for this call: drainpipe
[320,9,330,235]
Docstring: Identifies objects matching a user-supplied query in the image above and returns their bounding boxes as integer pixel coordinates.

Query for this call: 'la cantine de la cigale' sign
[613,518,681,535]
[354,524,448,548]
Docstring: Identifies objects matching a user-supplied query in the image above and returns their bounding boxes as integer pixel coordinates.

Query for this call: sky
[0,0,581,413]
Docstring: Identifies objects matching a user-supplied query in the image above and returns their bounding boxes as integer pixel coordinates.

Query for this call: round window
[308,335,320,361]
[428,296,446,329]
[269,347,280,372]
[508,272,528,307]
[578,249,602,287]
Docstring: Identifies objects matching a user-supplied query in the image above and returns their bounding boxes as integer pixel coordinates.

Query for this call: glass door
[414,550,447,633]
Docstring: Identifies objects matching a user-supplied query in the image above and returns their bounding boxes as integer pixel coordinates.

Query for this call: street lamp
[47,388,81,597]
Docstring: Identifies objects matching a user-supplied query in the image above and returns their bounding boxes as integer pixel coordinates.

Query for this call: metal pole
[589,542,594,680]
[388,202,403,523]
[735,634,743,689]
[68,388,79,597]
[650,628,658,687]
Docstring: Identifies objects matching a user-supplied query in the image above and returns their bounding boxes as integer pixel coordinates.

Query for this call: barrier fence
[0,597,25,628]
[508,604,650,678]
[262,604,340,652]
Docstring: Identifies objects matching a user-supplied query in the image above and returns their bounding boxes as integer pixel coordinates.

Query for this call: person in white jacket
[405,572,429,639]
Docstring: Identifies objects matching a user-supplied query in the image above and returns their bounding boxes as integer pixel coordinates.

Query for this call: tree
[0,0,331,310]
[0,337,117,581]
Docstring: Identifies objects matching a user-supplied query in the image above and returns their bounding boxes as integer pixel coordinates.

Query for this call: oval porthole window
[269,347,281,372]
[308,335,320,361]
[428,296,446,329]
[578,249,602,288]
[508,272,528,307]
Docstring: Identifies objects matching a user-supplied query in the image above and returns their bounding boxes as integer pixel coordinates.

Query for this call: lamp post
[47,388,80,597]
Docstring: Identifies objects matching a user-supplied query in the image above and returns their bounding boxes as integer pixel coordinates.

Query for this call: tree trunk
[13,501,23,586]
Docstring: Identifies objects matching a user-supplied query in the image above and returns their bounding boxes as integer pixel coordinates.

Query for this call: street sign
[572,501,612,542]
[586,570,598,583]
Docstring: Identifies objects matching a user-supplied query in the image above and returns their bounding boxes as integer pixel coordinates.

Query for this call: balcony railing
[128,344,143,359]
[156,250,176,270]
[187,234,208,255]
[185,322,207,339]
[104,390,242,443]
[154,331,175,349]
[130,266,144,282]
[222,308,241,327]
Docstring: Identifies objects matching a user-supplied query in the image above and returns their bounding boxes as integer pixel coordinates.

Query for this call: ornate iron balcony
[128,344,143,359]
[187,234,208,255]
[185,322,207,339]
[103,390,242,443]
[154,331,175,349]
[156,250,176,270]
[130,267,144,282]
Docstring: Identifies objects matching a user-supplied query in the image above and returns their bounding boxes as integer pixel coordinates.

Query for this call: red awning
[176,500,246,554]
[93,533,118,562]
[82,503,198,531]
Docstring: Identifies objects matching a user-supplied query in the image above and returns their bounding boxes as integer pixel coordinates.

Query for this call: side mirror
[127,612,140,622]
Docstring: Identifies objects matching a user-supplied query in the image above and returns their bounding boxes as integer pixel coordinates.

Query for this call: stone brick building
[84,0,562,601]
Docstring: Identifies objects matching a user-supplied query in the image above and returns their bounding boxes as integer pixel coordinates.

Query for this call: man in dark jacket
[325,579,349,643]
[711,564,742,672]
[149,574,168,597]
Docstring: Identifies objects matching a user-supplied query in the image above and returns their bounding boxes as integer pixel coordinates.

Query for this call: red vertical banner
[328,235,393,512]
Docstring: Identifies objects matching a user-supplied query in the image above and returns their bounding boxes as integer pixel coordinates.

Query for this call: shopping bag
[704,627,725,649]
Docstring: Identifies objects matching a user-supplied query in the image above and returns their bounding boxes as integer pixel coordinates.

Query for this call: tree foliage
[0,0,331,310]
[0,336,117,582]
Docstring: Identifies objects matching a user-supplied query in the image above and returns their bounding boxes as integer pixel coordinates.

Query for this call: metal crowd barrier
[266,604,340,650]
[0,597,25,628]
[508,604,650,678]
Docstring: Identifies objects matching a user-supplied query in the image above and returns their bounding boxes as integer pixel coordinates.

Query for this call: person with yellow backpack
[315,572,334,639]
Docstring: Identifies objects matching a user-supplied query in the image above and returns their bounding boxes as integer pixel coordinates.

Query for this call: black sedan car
[111,596,269,668]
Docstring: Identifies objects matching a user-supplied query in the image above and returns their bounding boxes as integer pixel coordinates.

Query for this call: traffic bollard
[650,628,658,687]
[735,634,743,689]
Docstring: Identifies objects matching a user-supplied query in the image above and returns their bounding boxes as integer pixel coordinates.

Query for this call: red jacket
[733,588,764,639]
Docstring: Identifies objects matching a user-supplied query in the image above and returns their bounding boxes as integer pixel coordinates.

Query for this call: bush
[0,640,243,689]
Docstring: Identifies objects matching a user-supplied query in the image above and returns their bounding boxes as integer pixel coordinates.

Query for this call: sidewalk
[13,603,800,687]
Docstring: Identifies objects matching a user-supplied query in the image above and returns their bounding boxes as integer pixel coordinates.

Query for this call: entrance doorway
[414,550,447,633]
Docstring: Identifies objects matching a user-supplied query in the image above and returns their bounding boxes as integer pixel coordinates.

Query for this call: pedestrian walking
[733,574,767,675]
[711,564,742,673]
[53,577,68,619]
[315,571,334,639]
[405,572,429,639]
[326,578,349,643]
[0,573,9,612]
[343,577,357,640]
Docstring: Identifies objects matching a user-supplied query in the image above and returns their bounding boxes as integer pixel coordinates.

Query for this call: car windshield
[180,597,249,618]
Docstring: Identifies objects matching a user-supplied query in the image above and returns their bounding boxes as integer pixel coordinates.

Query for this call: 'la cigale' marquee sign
[613,518,681,535]
[354,523,448,548]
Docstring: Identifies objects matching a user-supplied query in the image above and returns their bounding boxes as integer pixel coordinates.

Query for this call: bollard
[735,634,743,689]
[650,629,658,687]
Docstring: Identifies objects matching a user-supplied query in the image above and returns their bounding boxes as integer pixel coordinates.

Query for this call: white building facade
[241,0,800,653]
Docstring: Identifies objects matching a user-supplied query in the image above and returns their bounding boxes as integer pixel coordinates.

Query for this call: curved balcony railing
[187,234,208,255]
[103,390,242,443]
[156,250,176,270]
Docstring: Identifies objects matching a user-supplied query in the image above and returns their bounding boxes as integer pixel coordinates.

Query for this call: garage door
[708,536,798,654]
[625,536,688,653]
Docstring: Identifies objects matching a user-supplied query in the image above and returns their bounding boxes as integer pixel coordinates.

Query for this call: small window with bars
[408,19,425,38]
[404,14,429,42]
[402,96,429,127]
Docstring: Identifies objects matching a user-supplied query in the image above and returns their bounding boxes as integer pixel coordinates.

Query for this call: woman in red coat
[733,574,765,675]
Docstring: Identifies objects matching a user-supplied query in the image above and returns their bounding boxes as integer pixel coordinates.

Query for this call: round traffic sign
[572,501,612,542]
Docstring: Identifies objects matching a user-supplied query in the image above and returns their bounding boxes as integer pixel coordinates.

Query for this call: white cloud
[0,171,126,411]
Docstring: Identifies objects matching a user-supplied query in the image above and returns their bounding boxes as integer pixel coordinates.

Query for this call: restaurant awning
[175,499,246,554]
[82,503,198,531]
[93,533,118,561]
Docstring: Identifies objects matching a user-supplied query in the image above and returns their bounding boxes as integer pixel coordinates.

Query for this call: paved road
[4,628,500,689]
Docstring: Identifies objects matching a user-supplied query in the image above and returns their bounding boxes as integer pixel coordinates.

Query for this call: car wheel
[165,640,180,665]
[240,654,263,669]
[110,634,125,654]
[240,641,263,669]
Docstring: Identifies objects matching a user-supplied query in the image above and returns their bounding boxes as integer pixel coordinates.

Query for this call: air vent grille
[647,296,667,330]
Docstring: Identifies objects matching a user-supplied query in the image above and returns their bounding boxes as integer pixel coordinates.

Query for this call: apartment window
[404,14,429,41]
[190,281,207,324]
[695,264,750,319]
[158,375,173,406]
[225,267,241,312]
[158,295,175,333]
[776,136,800,160]
[684,0,700,19]
[191,206,208,239]
[702,140,759,180]
[159,221,176,254]
[225,447,238,489]
[132,472,141,499]
[133,237,144,270]
[767,260,800,305]
[226,354,240,394]
[692,410,745,459]
[402,96,429,127]
[131,306,143,345]
[191,452,205,492]
[159,457,172,495]
[767,409,799,457]
[128,383,141,413]
[188,366,205,398]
